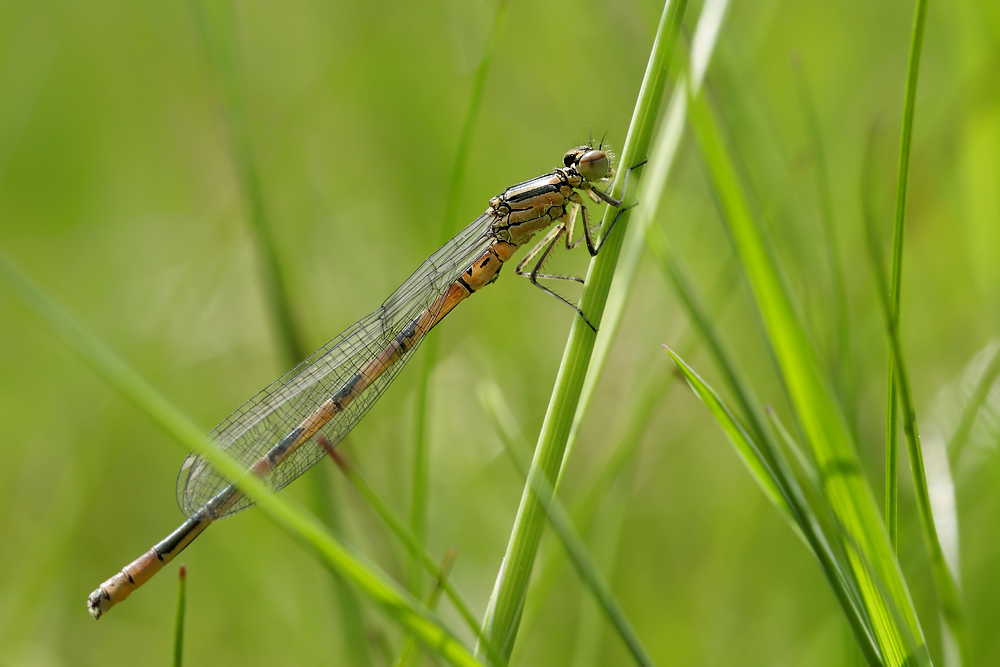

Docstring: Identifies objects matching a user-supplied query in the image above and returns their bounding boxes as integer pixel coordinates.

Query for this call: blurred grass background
[0,0,998,665]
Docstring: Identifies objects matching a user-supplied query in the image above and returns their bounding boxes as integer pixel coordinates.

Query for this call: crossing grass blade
[663,346,884,665]
[685,81,932,665]
[478,382,654,667]
[862,133,971,665]
[188,6,374,659]
[560,0,731,487]
[172,565,187,667]
[948,344,1000,463]
[396,548,457,667]
[517,359,678,645]
[327,448,505,667]
[645,136,888,662]
[0,251,483,667]
[884,0,930,556]
[477,0,689,659]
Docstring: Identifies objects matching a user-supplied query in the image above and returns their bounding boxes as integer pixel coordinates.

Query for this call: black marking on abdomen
[332,373,363,404]
[155,516,205,556]
[395,318,421,354]
[268,426,305,464]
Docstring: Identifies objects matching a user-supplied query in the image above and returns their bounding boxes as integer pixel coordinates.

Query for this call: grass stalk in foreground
[477,1,688,659]
[863,138,970,665]
[644,155,887,661]
[687,81,930,665]
[559,0,731,488]
[326,447,504,667]
[172,565,186,667]
[885,0,930,554]
[396,549,457,667]
[664,348,883,665]
[408,0,511,599]
[479,382,654,667]
[948,344,1000,464]
[306,467,374,666]
[0,252,482,667]
[518,358,678,643]
[791,58,853,423]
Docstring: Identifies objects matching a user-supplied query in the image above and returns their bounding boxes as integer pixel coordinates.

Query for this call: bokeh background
[1,0,998,664]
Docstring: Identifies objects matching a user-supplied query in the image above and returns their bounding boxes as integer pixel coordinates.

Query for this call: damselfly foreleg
[589,158,647,209]
[586,158,648,253]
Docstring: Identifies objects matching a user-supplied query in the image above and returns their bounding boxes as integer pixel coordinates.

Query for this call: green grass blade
[862,140,971,665]
[478,383,654,667]
[766,406,819,489]
[328,450,505,667]
[517,248,735,640]
[646,176,889,662]
[477,1,688,659]
[791,59,853,421]
[188,0,305,366]
[172,565,187,667]
[561,0,730,485]
[645,224,770,448]
[687,83,930,665]
[664,347,883,665]
[885,0,930,554]
[306,468,374,666]
[661,347,792,532]
[560,81,685,485]
[408,0,511,598]
[396,549,458,667]
[519,356,679,643]
[948,343,1000,463]
[0,252,482,667]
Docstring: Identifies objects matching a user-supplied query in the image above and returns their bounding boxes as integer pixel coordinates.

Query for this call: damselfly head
[563,146,612,183]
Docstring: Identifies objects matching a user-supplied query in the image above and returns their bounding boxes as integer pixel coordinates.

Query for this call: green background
[1,0,998,664]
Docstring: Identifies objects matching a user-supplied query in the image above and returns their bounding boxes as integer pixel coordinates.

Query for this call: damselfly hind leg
[515,224,583,284]
[515,223,597,331]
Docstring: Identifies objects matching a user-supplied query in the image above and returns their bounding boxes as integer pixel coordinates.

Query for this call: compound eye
[563,149,579,168]
[577,150,609,181]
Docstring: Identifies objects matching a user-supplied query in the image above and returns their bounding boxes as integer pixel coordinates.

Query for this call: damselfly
[87,144,641,619]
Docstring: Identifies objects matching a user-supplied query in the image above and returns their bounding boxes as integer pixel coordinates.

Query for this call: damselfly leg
[514,157,647,331]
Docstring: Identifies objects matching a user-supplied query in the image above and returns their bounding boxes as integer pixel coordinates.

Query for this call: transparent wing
[176,212,496,519]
